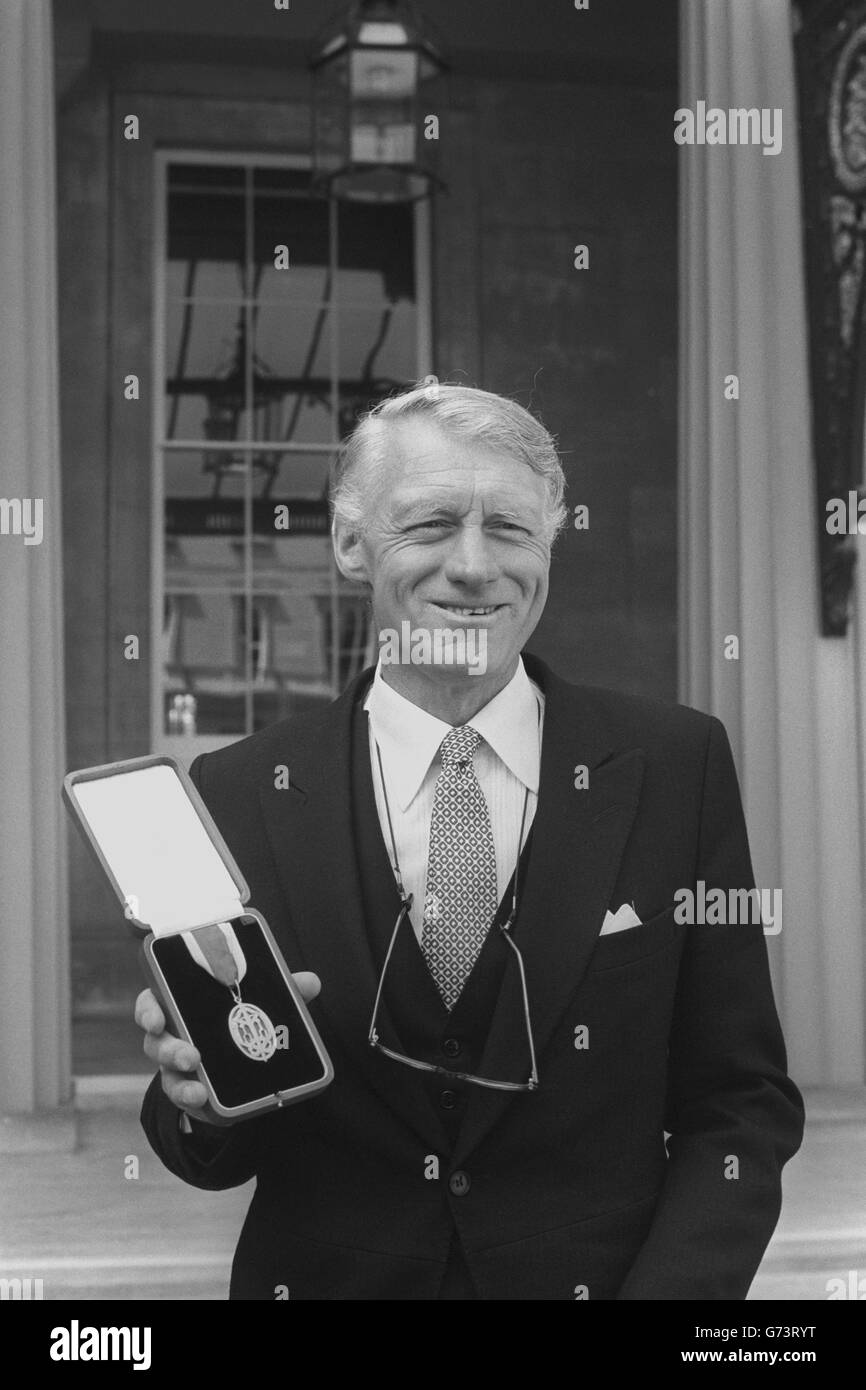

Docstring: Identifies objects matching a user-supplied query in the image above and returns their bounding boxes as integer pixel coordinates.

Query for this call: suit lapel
[453,658,646,1165]
[253,672,452,1155]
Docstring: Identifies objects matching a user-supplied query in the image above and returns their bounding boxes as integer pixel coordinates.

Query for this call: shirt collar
[364,657,543,812]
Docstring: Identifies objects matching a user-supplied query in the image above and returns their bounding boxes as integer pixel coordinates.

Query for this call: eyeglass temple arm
[368,895,413,1047]
[500,914,539,1090]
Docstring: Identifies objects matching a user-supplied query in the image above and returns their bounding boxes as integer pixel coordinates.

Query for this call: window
[152,154,430,757]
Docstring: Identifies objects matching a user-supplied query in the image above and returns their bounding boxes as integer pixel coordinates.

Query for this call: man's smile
[426,601,507,622]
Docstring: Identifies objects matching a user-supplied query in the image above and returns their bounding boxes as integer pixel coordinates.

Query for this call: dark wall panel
[434,79,678,699]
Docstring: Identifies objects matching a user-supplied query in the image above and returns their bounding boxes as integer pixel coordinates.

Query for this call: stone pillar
[0,0,74,1145]
[679,0,865,1083]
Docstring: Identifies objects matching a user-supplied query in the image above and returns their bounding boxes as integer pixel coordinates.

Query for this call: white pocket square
[600,903,642,936]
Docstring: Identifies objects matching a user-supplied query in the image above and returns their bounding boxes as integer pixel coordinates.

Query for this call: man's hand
[134,973,323,1122]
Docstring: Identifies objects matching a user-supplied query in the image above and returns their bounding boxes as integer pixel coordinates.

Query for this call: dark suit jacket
[141,654,804,1300]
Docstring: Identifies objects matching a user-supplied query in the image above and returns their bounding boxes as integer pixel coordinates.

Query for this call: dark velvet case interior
[147,915,329,1111]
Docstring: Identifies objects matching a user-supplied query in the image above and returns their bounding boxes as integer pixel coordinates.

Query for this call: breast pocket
[587,904,680,972]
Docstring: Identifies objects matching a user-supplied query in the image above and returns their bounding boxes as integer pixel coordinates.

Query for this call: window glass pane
[165,449,248,502]
[253,174,330,306]
[253,392,335,449]
[246,449,334,502]
[337,303,417,386]
[167,162,248,297]
[252,304,334,381]
[165,451,332,536]
[251,583,372,730]
[164,300,248,441]
[166,259,246,302]
[254,261,333,307]
[164,457,247,621]
[252,305,334,444]
[161,591,245,738]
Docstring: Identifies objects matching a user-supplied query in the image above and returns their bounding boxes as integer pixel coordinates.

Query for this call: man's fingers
[143,1030,200,1073]
[293,971,321,1002]
[134,987,166,1035]
[162,1073,209,1111]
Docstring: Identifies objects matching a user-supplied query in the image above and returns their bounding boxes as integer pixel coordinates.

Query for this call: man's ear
[332,520,370,585]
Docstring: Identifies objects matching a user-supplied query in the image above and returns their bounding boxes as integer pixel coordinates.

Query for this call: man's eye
[409,520,448,531]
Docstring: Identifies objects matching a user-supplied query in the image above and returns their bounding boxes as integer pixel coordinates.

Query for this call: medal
[227,986,279,1061]
[182,921,277,1062]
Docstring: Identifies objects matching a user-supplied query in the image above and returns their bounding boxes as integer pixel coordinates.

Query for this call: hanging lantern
[311,0,447,203]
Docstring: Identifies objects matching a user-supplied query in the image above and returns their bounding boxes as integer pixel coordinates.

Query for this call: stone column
[679,0,865,1084]
[0,0,74,1145]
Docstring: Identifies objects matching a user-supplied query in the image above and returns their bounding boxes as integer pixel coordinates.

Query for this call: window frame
[150,148,432,757]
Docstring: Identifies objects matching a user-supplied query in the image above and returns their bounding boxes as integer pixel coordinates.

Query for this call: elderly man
[138,382,804,1301]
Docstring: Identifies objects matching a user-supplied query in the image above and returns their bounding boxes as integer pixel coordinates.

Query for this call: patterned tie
[421,725,498,1010]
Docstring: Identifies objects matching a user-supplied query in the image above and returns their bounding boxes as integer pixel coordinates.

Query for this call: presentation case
[63,754,333,1124]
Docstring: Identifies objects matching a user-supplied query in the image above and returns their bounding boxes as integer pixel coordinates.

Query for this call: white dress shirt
[364,658,545,941]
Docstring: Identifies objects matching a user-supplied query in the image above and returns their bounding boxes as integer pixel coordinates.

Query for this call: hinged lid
[63,755,248,936]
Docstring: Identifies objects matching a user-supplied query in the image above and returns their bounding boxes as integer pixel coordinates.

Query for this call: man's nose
[443,527,498,585]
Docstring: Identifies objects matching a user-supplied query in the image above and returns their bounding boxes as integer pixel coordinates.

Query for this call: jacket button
[442,1037,461,1058]
[439,1089,457,1110]
[449,1170,471,1197]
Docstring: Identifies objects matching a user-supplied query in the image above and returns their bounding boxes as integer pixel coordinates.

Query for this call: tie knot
[439,725,481,770]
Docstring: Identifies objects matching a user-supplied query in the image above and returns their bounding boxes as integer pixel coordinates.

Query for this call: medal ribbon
[181,921,246,987]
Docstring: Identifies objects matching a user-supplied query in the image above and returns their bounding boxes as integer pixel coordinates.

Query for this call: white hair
[330,381,568,547]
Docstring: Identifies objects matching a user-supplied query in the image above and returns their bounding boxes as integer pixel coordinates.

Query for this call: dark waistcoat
[350,701,535,1297]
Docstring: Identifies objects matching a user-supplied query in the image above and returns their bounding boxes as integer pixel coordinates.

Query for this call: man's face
[334,417,551,695]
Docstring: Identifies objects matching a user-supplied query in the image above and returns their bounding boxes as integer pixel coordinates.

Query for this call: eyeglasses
[367,893,539,1091]
[367,730,540,1092]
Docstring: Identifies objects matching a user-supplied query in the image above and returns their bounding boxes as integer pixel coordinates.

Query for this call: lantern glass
[356,20,411,46]
[350,47,418,99]
[350,121,415,167]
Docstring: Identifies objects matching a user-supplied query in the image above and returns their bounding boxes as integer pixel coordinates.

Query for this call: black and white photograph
[0,0,864,1350]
